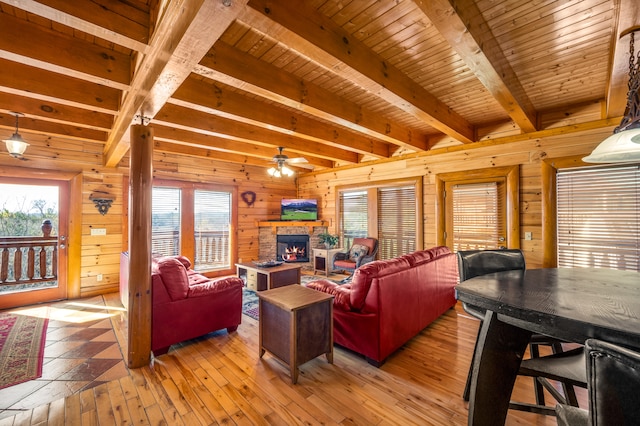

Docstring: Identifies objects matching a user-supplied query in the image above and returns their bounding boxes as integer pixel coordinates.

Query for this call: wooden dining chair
[458,249,586,416]
[556,339,640,426]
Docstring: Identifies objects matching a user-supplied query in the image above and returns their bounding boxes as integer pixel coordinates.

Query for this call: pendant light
[584,30,640,163]
[3,112,29,158]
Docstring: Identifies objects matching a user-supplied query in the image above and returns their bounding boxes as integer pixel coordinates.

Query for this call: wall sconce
[90,191,114,215]
[3,112,29,158]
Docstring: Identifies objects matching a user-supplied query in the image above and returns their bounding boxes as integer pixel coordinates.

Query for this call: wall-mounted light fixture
[584,29,640,163]
[3,112,29,158]
[90,191,114,215]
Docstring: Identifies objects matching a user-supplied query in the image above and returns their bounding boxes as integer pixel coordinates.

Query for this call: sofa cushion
[188,276,243,298]
[350,256,412,311]
[306,279,352,311]
[175,255,192,269]
[155,257,189,301]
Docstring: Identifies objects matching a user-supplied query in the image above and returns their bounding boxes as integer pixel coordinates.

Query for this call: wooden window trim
[436,166,520,249]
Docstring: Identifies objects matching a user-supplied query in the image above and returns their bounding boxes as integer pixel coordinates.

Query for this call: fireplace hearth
[276,234,310,262]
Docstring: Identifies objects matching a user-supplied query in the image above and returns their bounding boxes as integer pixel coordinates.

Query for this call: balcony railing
[152,230,230,271]
[0,235,58,288]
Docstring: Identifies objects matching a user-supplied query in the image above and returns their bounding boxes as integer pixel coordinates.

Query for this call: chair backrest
[352,237,378,257]
[456,249,525,282]
[586,339,640,426]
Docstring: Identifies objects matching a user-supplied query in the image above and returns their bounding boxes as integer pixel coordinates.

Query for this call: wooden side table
[235,262,301,291]
[312,247,343,276]
[258,285,334,384]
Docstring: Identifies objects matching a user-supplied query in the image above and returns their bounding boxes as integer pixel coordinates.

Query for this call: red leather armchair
[120,253,243,356]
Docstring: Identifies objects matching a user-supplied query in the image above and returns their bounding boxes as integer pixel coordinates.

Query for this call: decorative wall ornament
[90,191,114,215]
[241,191,256,206]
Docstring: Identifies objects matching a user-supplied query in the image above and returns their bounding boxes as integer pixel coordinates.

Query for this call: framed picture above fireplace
[280,199,318,221]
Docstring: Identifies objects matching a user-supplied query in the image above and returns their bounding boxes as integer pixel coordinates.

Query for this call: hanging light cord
[616,31,640,133]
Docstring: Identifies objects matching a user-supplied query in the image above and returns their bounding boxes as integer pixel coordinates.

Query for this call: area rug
[241,275,347,321]
[0,311,49,389]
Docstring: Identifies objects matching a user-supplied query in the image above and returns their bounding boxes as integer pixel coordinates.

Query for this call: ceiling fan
[267,147,312,177]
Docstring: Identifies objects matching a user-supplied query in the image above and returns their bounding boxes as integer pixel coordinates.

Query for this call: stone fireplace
[257,220,329,268]
[276,234,309,262]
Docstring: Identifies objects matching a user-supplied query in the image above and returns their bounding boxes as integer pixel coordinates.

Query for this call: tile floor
[0,296,129,420]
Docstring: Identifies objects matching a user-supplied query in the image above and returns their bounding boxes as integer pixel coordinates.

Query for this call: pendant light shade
[582,128,640,163]
[585,30,640,164]
[3,112,29,158]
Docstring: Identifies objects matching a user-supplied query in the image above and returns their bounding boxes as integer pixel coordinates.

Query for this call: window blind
[194,190,231,271]
[340,190,368,249]
[152,187,181,256]
[557,165,639,271]
[452,182,502,251]
[378,185,416,258]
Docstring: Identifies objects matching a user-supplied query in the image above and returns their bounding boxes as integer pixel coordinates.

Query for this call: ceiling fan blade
[287,157,308,164]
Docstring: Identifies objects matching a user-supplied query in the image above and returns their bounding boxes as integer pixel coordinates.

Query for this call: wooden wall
[297,125,615,269]
[0,130,296,299]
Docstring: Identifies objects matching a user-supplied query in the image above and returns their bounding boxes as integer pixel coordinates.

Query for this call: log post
[127,124,153,368]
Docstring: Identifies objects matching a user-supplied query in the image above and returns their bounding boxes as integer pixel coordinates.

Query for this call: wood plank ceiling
[0,0,638,173]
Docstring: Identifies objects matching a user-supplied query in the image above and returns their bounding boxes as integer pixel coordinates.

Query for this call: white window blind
[194,190,231,271]
[340,190,368,248]
[557,165,639,271]
[152,187,181,256]
[378,185,416,258]
[452,182,502,251]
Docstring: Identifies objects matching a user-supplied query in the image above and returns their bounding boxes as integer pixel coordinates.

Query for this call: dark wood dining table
[455,267,640,425]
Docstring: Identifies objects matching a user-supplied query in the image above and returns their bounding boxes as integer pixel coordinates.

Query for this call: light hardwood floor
[0,292,584,425]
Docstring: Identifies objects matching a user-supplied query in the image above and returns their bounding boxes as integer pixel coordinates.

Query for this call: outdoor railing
[0,235,58,287]
[152,230,229,270]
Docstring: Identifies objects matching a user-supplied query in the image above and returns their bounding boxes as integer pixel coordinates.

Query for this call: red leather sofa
[120,252,243,355]
[306,246,459,366]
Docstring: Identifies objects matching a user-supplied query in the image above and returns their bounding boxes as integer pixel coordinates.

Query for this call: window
[152,187,181,257]
[338,178,422,260]
[557,165,639,271]
[194,190,231,271]
[378,185,417,258]
[151,181,237,274]
[450,182,505,251]
[339,190,368,249]
[436,166,519,251]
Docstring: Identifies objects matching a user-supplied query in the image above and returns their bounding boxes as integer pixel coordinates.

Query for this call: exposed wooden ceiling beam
[244,0,475,144]
[0,0,150,53]
[0,58,120,114]
[0,12,131,91]
[606,0,640,118]
[196,41,429,152]
[154,103,353,165]
[416,0,538,133]
[153,124,334,169]
[103,0,249,167]
[170,77,390,159]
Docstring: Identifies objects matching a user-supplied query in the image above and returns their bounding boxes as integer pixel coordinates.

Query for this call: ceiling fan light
[583,128,640,163]
[4,132,29,158]
[281,165,294,176]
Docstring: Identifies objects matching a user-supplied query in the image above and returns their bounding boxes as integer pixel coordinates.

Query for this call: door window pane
[152,187,181,256]
[340,190,368,249]
[194,190,231,271]
[452,182,503,251]
[378,185,416,258]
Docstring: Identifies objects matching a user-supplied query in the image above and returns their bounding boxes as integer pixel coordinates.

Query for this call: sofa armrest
[306,279,353,311]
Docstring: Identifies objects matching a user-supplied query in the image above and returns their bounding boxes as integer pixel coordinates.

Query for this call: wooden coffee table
[258,285,334,384]
[235,262,302,291]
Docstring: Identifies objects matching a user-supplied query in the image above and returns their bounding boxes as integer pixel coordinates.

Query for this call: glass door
[0,178,68,309]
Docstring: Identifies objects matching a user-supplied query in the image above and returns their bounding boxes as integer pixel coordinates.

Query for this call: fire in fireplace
[276,234,310,262]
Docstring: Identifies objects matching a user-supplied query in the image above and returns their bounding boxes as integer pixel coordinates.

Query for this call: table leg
[467,310,531,425]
